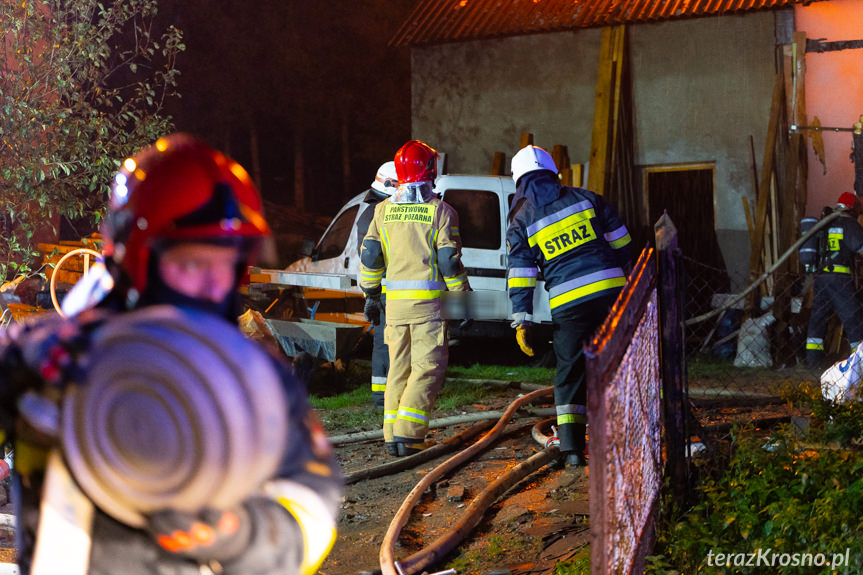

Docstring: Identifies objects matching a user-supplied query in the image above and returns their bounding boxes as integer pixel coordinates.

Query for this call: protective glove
[364,295,384,325]
[147,506,251,562]
[515,325,535,357]
[511,312,535,357]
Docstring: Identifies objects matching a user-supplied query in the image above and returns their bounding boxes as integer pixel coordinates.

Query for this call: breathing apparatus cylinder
[799,216,820,273]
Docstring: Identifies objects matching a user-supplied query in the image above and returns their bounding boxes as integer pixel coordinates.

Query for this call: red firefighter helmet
[837,192,859,211]
[394,140,438,184]
[104,133,270,294]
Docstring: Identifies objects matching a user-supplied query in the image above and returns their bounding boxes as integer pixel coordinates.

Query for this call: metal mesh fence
[598,293,662,575]
[586,242,675,575]
[681,254,857,381]
[683,256,816,370]
[679,253,845,446]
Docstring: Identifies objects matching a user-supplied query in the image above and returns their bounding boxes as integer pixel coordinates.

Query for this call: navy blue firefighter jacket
[506,170,633,316]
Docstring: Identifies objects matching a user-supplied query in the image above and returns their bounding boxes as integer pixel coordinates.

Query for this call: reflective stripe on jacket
[506,171,632,315]
[821,212,863,273]
[360,196,470,324]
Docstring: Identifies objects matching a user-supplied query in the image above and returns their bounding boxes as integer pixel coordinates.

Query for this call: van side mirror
[300,240,316,259]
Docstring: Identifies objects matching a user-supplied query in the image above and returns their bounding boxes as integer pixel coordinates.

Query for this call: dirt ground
[320,392,591,575]
[318,361,818,575]
[0,353,815,574]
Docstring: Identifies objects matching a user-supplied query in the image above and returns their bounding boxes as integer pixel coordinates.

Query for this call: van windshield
[443,189,501,250]
[315,205,359,260]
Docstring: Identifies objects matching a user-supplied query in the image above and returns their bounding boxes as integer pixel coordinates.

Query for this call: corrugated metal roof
[390,0,823,47]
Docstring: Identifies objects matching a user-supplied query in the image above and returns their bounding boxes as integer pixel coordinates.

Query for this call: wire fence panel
[681,255,840,384]
[587,246,664,575]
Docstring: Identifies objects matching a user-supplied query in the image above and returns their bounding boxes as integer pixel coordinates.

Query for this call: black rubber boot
[396,441,427,457]
[385,442,399,456]
[564,451,586,468]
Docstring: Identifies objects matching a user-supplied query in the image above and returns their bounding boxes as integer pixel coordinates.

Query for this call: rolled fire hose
[61,305,289,528]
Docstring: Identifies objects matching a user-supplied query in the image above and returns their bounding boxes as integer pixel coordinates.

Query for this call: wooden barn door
[645,165,726,275]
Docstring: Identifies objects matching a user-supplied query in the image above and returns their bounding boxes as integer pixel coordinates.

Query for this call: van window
[443,189,501,249]
[315,205,359,260]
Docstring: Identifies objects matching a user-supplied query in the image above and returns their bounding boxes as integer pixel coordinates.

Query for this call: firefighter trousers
[371,304,390,409]
[551,292,620,455]
[383,319,448,443]
[806,273,863,367]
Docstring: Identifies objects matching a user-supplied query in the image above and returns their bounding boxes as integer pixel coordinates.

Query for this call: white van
[251,174,552,335]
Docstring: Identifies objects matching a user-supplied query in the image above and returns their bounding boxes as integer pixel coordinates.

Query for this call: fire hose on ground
[329,406,556,446]
[379,386,557,575]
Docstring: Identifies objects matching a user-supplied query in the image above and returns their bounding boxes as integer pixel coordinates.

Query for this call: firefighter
[356,161,399,409]
[805,192,863,367]
[0,134,341,575]
[506,145,632,469]
[359,140,470,457]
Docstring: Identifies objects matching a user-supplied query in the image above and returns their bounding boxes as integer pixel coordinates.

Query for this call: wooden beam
[748,74,784,286]
[491,152,506,176]
[572,164,584,188]
[609,26,625,190]
[520,133,534,149]
[551,145,565,170]
[587,26,617,196]
[793,31,809,222]
[742,195,755,247]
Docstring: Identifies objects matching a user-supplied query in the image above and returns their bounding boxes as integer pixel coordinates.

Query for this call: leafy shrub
[647,424,863,574]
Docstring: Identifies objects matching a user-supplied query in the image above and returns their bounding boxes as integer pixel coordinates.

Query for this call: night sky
[159,0,415,218]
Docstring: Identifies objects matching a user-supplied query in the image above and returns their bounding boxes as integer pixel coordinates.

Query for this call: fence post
[655,212,689,503]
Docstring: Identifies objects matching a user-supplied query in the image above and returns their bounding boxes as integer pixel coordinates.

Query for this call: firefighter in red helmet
[0,134,341,575]
[805,191,863,367]
[102,133,271,317]
[359,140,470,456]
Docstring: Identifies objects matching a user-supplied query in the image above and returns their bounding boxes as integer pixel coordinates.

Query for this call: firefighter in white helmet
[507,145,632,469]
[359,140,470,456]
[356,161,399,408]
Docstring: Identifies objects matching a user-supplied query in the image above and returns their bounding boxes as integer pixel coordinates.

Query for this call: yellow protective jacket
[359,196,469,324]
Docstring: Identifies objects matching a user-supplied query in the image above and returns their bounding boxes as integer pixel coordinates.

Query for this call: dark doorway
[646,167,727,274]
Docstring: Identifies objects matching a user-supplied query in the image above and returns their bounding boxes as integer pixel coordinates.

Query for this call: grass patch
[436,377,509,410]
[553,546,590,574]
[309,384,371,410]
[447,363,554,385]
[316,405,380,432]
[309,361,554,434]
[446,550,484,573]
[687,355,782,381]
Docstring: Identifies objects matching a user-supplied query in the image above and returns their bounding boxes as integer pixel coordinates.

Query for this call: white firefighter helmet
[371,161,399,195]
[511,145,558,184]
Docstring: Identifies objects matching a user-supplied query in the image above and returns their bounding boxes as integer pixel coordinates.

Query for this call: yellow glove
[515,325,535,357]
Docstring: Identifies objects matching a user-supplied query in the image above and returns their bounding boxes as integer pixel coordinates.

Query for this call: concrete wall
[412,11,780,281]
[630,13,778,280]
[412,29,602,175]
